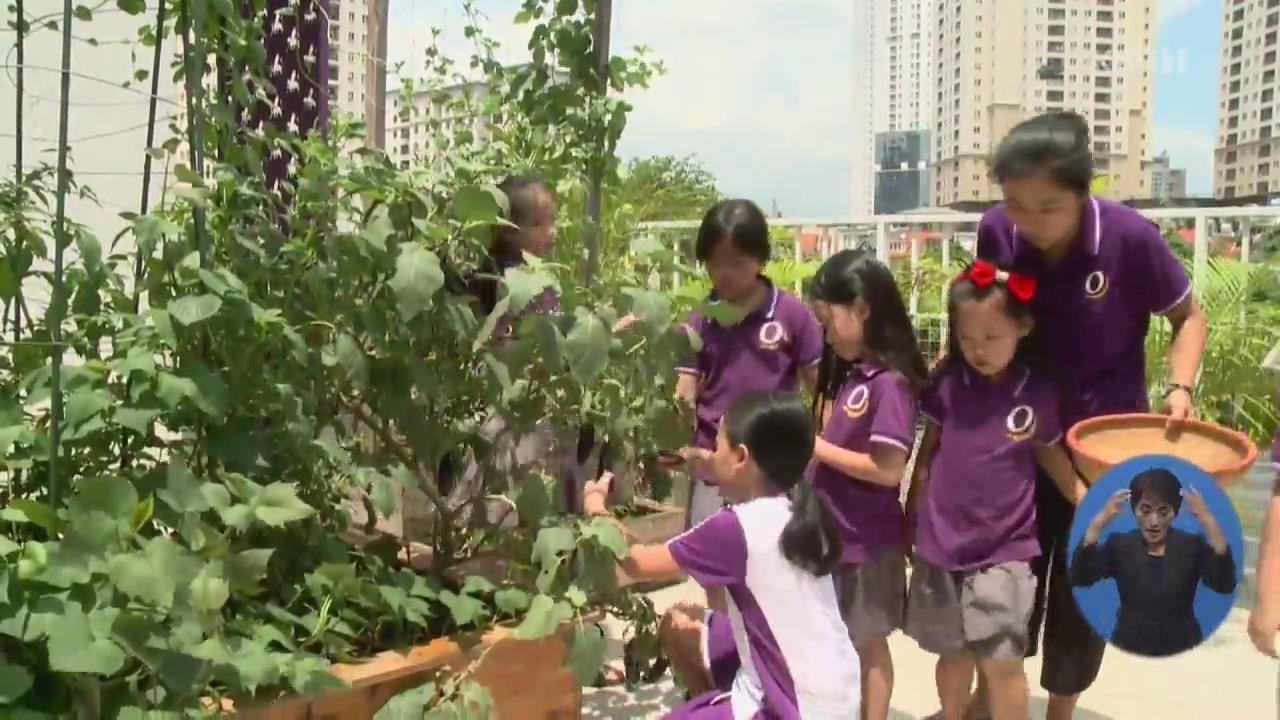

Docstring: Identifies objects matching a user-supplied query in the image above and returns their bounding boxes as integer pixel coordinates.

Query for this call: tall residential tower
[850,0,935,216]
[931,0,1155,205]
[1214,0,1280,199]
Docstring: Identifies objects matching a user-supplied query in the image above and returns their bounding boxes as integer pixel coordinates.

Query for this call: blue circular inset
[1066,454,1244,658]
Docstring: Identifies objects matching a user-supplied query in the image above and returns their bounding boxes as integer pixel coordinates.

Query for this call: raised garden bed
[222,624,581,718]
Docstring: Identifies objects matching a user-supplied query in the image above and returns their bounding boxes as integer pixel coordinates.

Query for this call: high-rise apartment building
[851,0,935,216]
[931,0,1155,206]
[1214,0,1280,200]
[328,0,390,148]
[385,81,493,170]
[1150,151,1188,200]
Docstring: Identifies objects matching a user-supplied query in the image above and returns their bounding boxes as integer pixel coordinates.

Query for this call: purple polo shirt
[667,497,862,717]
[914,362,1062,571]
[977,197,1191,427]
[678,283,824,483]
[808,362,918,564]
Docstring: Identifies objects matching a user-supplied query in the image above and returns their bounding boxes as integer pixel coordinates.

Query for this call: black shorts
[1025,468,1107,696]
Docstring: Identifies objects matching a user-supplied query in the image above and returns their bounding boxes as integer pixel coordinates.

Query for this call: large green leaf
[107,536,182,608]
[2,500,59,532]
[504,266,557,312]
[190,564,231,611]
[453,184,505,224]
[253,483,315,526]
[494,588,531,615]
[46,603,126,675]
[581,516,629,559]
[374,681,436,720]
[389,244,444,321]
[473,296,512,351]
[564,623,607,685]
[624,288,673,334]
[334,332,369,385]
[158,459,210,514]
[0,661,33,704]
[70,474,139,520]
[168,294,223,326]
[114,407,160,435]
[65,389,112,430]
[563,310,609,384]
[227,548,274,595]
[439,590,485,627]
[513,594,573,640]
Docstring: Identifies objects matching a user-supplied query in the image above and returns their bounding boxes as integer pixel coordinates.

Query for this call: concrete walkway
[585,580,1279,720]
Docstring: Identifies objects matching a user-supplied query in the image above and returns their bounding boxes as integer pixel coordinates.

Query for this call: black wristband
[1163,382,1193,399]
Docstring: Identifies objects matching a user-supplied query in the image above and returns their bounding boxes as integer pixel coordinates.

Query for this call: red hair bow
[959,259,1037,302]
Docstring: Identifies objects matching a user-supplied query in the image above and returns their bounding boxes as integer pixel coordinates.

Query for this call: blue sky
[389,0,1223,216]
[1152,0,1222,198]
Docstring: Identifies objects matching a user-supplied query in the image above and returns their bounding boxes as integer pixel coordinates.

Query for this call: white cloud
[1157,0,1215,21]
[387,0,855,216]
[1152,126,1215,196]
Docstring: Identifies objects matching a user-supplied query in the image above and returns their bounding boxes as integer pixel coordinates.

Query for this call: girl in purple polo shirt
[670,200,824,612]
[582,391,861,719]
[904,261,1084,720]
[806,248,928,720]
[970,111,1208,720]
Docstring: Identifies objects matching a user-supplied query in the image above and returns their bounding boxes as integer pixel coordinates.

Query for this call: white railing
[640,206,1280,355]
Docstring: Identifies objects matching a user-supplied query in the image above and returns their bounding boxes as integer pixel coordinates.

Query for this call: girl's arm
[675,371,699,407]
[1249,475,1280,656]
[1161,296,1208,422]
[800,363,821,394]
[812,436,909,488]
[583,476,683,581]
[1034,444,1088,505]
[904,424,939,516]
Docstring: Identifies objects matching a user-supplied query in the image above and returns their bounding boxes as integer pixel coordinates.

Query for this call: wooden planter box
[223,624,580,719]
[616,497,687,589]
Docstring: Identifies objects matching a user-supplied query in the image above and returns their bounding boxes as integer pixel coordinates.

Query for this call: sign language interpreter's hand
[1083,489,1130,545]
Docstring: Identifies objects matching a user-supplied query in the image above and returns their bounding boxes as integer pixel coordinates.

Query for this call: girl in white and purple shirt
[583,391,860,719]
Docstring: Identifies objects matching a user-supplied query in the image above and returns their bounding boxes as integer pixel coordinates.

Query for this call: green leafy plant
[0,0,679,716]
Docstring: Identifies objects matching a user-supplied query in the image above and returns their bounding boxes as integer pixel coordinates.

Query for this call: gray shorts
[687,479,725,528]
[834,549,907,645]
[905,559,1037,661]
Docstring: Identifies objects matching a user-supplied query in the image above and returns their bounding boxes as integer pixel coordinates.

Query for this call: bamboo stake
[134,0,169,308]
[48,0,75,506]
[13,0,24,342]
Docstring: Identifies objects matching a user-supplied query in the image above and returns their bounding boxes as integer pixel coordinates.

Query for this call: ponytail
[723,391,839,576]
[779,482,841,577]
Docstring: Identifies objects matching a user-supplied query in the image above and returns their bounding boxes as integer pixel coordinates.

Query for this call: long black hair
[991,111,1093,194]
[808,249,928,422]
[935,261,1046,381]
[695,199,772,264]
[470,174,551,315]
[723,391,840,576]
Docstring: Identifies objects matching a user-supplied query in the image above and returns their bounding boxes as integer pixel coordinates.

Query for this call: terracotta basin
[1067,413,1258,486]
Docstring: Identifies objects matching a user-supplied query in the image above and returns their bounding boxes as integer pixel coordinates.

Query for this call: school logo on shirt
[1084,270,1109,300]
[1006,404,1037,441]
[758,320,786,351]
[843,384,870,419]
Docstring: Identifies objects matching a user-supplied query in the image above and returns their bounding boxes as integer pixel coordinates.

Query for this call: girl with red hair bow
[903,261,1087,720]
